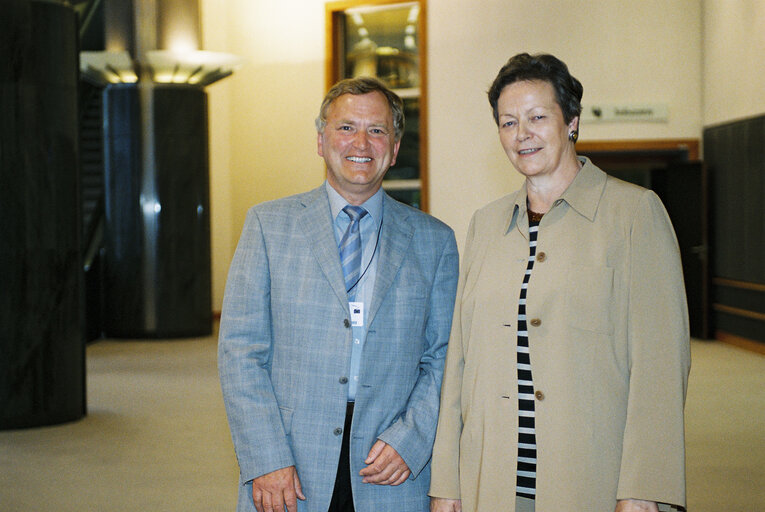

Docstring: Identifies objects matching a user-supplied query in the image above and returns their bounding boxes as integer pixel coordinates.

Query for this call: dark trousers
[328,402,355,512]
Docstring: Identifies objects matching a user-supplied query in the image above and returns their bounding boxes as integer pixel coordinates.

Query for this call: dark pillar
[0,1,85,429]
[102,84,212,338]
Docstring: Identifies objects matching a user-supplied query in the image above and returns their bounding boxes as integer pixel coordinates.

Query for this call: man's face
[318,91,400,205]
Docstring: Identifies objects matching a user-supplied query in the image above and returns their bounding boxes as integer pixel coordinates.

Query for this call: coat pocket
[565,263,615,334]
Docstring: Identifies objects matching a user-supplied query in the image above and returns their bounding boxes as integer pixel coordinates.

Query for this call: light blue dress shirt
[326,182,383,401]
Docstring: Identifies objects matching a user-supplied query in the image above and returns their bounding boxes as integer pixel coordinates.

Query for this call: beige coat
[430,158,690,511]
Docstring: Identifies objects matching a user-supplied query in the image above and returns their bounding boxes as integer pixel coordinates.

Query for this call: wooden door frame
[576,138,699,161]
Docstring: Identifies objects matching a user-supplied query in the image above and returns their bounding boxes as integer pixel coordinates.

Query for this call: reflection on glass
[385,188,421,210]
[387,97,419,180]
[344,3,420,89]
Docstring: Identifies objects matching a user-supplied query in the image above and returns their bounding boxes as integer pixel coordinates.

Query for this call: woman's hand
[430,497,462,512]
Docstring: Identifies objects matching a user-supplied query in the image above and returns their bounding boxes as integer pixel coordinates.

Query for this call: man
[218,77,459,512]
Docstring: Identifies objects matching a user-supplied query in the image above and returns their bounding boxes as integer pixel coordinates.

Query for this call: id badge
[349,301,364,327]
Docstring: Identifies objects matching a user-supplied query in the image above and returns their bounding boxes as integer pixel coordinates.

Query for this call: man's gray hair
[315,76,405,141]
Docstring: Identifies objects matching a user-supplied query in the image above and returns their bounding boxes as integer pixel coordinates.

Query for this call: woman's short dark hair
[316,76,405,141]
[488,53,583,125]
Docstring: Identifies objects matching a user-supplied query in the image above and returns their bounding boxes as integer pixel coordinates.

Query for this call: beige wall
[202,0,328,310]
[428,0,702,251]
[702,0,765,127]
[204,0,765,312]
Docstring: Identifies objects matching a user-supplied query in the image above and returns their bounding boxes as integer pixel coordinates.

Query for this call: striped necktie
[338,205,367,296]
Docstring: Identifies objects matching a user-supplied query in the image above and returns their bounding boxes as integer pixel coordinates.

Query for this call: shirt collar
[325,181,384,225]
[560,156,606,222]
[508,156,606,232]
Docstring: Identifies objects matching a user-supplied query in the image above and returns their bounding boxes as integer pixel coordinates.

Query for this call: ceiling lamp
[79,50,243,86]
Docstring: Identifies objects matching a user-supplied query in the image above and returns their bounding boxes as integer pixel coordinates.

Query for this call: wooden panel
[716,331,765,355]
[705,115,765,283]
[704,114,765,344]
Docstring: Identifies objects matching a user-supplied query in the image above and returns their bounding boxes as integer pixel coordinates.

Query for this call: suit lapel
[298,186,349,309]
[368,195,414,327]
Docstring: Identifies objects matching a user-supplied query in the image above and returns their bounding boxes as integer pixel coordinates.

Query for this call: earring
[568,130,579,143]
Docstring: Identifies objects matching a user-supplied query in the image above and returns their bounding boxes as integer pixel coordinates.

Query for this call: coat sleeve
[428,215,478,499]
[616,190,691,507]
[377,227,460,478]
[218,208,295,485]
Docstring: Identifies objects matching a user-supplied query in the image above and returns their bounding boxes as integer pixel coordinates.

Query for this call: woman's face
[496,79,578,180]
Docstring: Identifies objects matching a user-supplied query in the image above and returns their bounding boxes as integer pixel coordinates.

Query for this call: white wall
[203,0,704,312]
[702,0,765,127]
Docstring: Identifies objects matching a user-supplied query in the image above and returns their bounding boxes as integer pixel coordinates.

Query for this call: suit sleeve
[616,190,691,507]
[377,227,459,479]
[428,215,477,499]
[218,208,295,485]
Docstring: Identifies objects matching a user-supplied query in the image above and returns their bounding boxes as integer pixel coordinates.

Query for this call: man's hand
[359,440,411,485]
[251,466,305,512]
[430,497,462,511]
[615,499,659,512]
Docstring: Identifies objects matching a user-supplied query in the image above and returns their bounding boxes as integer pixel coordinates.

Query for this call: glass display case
[326,0,427,210]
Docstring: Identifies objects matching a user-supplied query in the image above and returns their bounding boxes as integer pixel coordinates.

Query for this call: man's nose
[353,130,369,148]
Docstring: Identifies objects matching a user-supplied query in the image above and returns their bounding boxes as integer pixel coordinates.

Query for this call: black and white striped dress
[516,216,540,499]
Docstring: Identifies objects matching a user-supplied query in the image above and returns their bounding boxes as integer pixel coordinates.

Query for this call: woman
[429,53,690,512]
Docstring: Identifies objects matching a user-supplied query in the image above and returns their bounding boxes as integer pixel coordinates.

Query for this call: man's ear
[390,139,402,166]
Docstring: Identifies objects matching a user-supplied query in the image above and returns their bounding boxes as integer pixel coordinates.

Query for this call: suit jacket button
[530,318,542,327]
[333,427,343,436]
[537,252,546,262]
[343,319,350,328]
[339,377,348,384]
[535,390,545,401]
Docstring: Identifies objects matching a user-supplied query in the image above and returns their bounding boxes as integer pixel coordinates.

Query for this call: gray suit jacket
[219,184,459,512]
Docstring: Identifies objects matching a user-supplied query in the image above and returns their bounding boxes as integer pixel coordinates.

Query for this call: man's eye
[502,121,515,128]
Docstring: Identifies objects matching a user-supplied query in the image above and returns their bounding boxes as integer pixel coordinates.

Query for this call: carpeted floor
[1,332,763,511]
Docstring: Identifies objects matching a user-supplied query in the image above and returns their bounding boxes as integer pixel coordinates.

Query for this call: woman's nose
[516,121,529,141]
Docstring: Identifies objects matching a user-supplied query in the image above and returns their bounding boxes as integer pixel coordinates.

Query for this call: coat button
[343,319,350,328]
[333,427,343,436]
[339,376,348,384]
[530,318,542,327]
[537,252,546,262]
[535,390,545,401]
